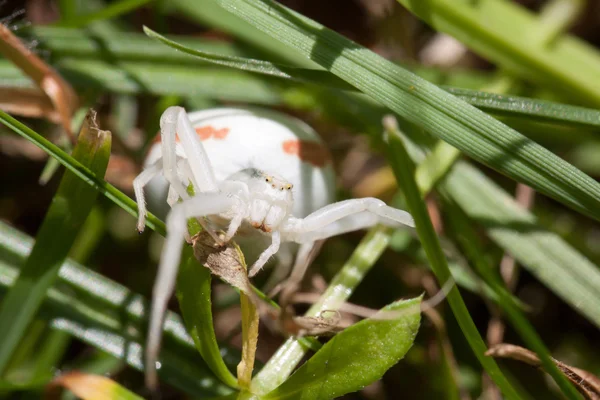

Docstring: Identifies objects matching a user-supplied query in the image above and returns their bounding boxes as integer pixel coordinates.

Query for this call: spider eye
[286,184,292,190]
[265,177,272,183]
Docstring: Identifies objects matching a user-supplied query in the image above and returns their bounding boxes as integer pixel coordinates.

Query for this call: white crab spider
[134,106,414,387]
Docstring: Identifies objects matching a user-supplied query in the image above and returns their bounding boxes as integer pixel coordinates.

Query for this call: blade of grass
[176,249,239,389]
[143,26,354,91]
[442,196,584,399]
[0,222,234,397]
[57,0,153,28]
[395,0,600,107]
[441,161,600,329]
[141,27,600,136]
[0,111,110,374]
[384,125,521,399]
[0,109,166,235]
[215,0,600,223]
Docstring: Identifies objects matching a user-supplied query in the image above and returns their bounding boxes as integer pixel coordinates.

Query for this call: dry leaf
[486,343,600,400]
[0,23,78,142]
[47,372,142,400]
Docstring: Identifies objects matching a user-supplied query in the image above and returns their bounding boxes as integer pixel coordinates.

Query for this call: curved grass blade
[142,27,600,136]
[0,109,166,235]
[143,26,353,91]
[0,111,110,374]
[215,0,600,222]
[263,297,422,400]
[0,222,234,397]
[2,53,599,141]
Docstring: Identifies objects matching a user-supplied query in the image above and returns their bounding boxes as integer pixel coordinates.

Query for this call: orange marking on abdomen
[282,140,331,168]
[195,125,230,140]
[150,125,230,144]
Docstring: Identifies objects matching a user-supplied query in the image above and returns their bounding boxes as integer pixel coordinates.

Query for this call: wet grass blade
[0,111,110,374]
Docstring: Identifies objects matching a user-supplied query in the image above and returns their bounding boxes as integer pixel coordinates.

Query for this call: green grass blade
[215,0,600,222]
[143,26,354,91]
[0,109,166,235]
[57,0,153,28]
[176,249,239,389]
[442,198,583,399]
[444,88,600,131]
[170,0,316,67]
[396,0,600,107]
[263,297,422,400]
[384,129,520,399]
[0,112,111,374]
[442,161,600,329]
[0,222,234,397]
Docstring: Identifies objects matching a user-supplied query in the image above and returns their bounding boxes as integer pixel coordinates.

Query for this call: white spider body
[144,107,336,221]
[134,106,415,388]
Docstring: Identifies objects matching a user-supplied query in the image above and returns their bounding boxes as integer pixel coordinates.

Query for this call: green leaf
[0,222,234,397]
[251,226,392,394]
[263,297,421,400]
[384,128,520,399]
[0,111,111,374]
[215,0,600,222]
[176,249,239,389]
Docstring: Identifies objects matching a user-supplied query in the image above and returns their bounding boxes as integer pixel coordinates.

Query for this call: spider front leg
[145,192,236,389]
[281,198,414,243]
[161,106,218,193]
[133,159,163,232]
[248,231,281,277]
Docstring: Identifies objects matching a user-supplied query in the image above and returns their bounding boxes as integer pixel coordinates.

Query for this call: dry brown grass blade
[486,343,600,400]
[0,23,78,143]
[46,371,141,400]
